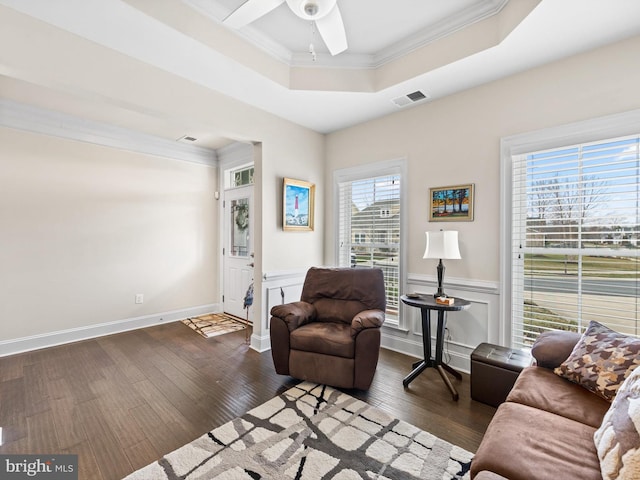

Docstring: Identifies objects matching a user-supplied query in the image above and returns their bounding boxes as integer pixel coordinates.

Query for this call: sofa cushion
[471,402,602,480]
[554,320,640,402]
[507,366,610,428]
[290,322,354,358]
[594,365,640,479]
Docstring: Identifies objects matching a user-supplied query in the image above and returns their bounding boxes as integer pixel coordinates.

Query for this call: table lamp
[424,230,461,298]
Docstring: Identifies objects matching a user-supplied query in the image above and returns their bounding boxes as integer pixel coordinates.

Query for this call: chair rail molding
[407,273,499,294]
[262,268,308,282]
[382,274,500,374]
[256,268,307,353]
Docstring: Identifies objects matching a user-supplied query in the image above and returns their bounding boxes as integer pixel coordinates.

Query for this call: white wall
[0,127,218,352]
[324,35,640,370]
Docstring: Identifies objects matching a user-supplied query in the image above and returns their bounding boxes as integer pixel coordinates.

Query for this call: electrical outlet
[135,294,144,304]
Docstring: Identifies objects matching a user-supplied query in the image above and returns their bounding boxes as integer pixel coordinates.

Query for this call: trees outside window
[511,135,640,346]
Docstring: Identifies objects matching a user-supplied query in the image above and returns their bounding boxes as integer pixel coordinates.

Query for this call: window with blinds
[511,134,640,347]
[337,173,401,323]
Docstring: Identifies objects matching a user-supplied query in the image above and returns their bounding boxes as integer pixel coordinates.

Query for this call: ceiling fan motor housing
[304,3,318,16]
[285,0,337,20]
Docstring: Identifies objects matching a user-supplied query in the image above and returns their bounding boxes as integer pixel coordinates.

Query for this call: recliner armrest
[531,330,582,369]
[351,309,385,338]
[270,301,317,331]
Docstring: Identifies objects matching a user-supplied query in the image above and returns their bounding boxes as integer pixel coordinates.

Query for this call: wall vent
[177,135,198,143]
[391,90,430,108]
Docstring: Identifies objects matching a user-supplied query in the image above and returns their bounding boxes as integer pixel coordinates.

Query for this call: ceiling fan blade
[315,4,347,56]
[223,0,284,29]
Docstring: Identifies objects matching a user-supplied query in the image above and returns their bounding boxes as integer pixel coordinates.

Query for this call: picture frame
[283,177,315,231]
[429,183,474,222]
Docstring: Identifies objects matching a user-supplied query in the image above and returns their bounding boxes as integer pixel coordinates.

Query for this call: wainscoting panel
[382,274,500,374]
[266,283,305,318]
[256,269,307,352]
[257,270,500,373]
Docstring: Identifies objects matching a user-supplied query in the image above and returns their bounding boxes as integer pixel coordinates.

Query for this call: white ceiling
[188,0,507,62]
[1,0,640,150]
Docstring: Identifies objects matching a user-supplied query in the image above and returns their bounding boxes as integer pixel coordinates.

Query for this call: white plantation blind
[512,134,640,347]
[338,173,401,322]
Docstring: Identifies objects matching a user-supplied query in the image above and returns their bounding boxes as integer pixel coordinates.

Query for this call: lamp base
[433,259,447,298]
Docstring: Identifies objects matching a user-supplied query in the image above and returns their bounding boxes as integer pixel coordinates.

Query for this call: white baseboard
[251,333,272,353]
[0,303,220,357]
[381,329,472,374]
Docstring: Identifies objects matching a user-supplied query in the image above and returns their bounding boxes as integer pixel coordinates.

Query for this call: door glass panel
[232,166,254,187]
[230,198,250,257]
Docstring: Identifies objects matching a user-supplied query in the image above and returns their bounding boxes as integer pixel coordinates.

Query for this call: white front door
[223,185,254,320]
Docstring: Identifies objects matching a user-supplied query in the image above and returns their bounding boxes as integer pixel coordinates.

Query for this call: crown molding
[183,0,293,64]
[217,141,254,169]
[217,140,252,157]
[290,51,375,69]
[372,0,508,68]
[185,0,509,70]
[0,99,218,166]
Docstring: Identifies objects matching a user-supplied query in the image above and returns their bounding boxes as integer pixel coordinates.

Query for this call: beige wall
[0,5,327,350]
[0,118,326,349]
[0,127,218,341]
[3,3,638,357]
[261,132,325,274]
[0,117,325,350]
[325,35,640,283]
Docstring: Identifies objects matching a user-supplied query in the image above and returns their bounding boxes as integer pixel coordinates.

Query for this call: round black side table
[401,294,471,400]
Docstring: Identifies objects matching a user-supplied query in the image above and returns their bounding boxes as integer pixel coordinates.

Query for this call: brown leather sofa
[471,331,610,480]
[269,267,386,390]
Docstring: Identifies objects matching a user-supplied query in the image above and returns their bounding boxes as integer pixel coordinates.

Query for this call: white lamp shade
[423,231,461,260]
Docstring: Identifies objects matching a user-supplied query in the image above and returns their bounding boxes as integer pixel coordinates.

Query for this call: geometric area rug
[124,382,473,480]
[181,312,247,338]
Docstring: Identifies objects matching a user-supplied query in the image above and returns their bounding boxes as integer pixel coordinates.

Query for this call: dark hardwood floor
[0,322,496,479]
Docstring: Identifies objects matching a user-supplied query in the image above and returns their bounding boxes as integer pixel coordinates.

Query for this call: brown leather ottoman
[471,343,531,407]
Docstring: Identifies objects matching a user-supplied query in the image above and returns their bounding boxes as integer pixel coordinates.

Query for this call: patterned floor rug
[124,382,473,480]
[181,312,247,338]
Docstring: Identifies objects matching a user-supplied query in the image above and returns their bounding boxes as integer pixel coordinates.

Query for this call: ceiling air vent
[391,90,430,108]
[177,135,198,143]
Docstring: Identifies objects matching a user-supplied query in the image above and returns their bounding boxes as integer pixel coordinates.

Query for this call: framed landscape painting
[283,178,315,231]
[429,183,474,222]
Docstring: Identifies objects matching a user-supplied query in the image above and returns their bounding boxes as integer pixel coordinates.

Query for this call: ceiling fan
[223,0,348,56]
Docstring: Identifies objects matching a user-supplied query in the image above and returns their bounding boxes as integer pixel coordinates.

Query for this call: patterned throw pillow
[594,365,640,479]
[554,321,640,402]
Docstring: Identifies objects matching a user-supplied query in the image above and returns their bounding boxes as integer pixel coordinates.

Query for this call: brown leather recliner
[269,267,386,390]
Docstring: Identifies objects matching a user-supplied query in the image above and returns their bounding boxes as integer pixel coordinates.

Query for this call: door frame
[222,184,254,318]
[217,143,255,320]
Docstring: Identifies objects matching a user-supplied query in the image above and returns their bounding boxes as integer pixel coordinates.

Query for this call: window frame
[333,158,407,329]
[500,109,640,347]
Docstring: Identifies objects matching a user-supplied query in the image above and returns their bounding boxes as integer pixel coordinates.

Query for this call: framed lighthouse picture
[283,177,315,231]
